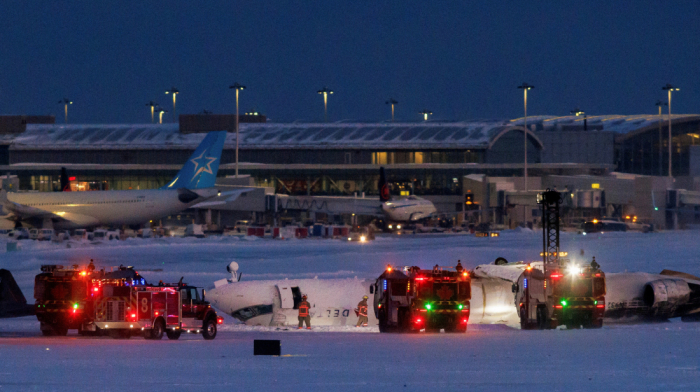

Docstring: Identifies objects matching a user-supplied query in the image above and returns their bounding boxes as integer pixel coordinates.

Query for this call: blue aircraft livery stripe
[161,130,227,190]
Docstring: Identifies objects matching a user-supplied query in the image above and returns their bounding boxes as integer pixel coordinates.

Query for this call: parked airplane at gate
[0,131,249,230]
[378,167,436,223]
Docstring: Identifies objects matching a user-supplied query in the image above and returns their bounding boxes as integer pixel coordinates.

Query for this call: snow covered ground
[1,230,700,390]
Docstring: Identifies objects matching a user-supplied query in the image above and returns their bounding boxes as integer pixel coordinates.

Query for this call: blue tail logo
[161,131,227,189]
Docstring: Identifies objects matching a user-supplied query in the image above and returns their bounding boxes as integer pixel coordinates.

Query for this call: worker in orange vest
[356,295,369,327]
[298,294,311,329]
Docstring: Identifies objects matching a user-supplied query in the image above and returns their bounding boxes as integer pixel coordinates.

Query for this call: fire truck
[34,264,145,336]
[93,281,223,340]
[35,263,223,339]
[514,189,606,329]
[373,263,471,333]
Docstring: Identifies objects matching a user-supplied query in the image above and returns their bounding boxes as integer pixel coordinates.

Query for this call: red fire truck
[93,281,223,340]
[35,264,223,339]
[34,264,146,336]
[514,189,606,329]
[374,264,471,333]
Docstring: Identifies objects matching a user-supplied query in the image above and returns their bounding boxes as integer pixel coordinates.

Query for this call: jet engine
[643,279,691,317]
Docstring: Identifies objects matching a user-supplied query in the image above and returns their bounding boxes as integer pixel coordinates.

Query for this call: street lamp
[656,100,668,176]
[146,101,158,123]
[165,87,179,122]
[229,82,246,178]
[58,98,73,124]
[156,107,168,124]
[419,110,432,121]
[317,86,333,122]
[517,83,534,191]
[386,98,398,122]
[662,84,680,178]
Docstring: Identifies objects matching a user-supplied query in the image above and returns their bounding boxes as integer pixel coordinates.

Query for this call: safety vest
[299,301,310,317]
[358,302,368,317]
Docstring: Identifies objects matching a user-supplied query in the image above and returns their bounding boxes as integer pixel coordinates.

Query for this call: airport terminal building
[1,113,699,227]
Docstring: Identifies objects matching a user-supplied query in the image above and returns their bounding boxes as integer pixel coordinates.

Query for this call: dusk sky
[1,1,698,124]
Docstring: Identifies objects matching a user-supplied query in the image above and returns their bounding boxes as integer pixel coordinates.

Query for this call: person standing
[298,294,311,329]
[356,295,369,327]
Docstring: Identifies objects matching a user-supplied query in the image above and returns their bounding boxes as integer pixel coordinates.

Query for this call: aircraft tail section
[60,167,71,191]
[0,269,34,318]
[379,166,391,202]
[161,131,227,190]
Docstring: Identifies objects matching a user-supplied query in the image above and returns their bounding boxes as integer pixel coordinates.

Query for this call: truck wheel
[590,319,603,329]
[519,308,530,330]
[166,329,181,340]
[150,320,165,340]
[537,307,549,330]
[202,318,217,340]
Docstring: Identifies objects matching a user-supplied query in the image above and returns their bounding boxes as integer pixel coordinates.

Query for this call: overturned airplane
[208,260,700,328]
[0,269,34,318]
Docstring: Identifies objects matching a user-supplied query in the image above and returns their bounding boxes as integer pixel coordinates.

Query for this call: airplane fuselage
[381,196,437,222]
[6,188,214,229]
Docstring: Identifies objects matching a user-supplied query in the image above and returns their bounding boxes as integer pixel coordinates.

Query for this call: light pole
[386,98,398,122]
[157,107,167,124]
[165,87,179,122]
[58,98,72,124]
[662,84,679,178]
[517,83,534,191]
[419,110,432,121]
[656,100,667,176]
[146,101,158,123]
[229,82,246,178]
[317,86,333,122]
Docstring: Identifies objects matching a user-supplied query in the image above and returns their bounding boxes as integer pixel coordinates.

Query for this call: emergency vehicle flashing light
[425,304,431,310]
[458,304,463,310]
[560,300,567,307]
[550,273,563,279]
[567,265,582,275]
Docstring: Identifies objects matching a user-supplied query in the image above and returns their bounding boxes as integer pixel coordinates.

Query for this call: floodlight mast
[538,189,561,277]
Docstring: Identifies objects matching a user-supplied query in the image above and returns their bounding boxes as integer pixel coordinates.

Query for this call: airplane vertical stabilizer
[379,166,391,202]
[60,167,71,191]
[0,269,34,318]
[161,131,227,190]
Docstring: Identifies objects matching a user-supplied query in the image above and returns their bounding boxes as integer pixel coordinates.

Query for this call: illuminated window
[414,152,424,164]
[373,152,387,165]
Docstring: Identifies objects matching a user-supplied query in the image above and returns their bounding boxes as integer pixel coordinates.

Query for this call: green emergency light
[425,304,432,310]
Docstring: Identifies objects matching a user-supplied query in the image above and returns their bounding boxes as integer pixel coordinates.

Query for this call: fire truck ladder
[539,189,561,275]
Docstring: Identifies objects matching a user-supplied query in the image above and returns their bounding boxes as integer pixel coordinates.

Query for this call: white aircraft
[0,131,249,230]
[472,259,700,323]
[206,262,519,328]
[378,167,436,223]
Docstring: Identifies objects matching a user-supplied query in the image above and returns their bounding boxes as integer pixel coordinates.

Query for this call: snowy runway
[1,323,699,391]
[2,230,700,390]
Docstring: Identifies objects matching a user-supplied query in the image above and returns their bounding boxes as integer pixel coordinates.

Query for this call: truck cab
[374,264,471,333]
[515,258,606,329]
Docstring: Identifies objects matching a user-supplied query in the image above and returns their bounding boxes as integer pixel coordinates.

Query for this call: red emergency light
[217,316,224,325]
[596,304,605,309]
[553,305,563,309]
[414,318,422,323]
[461,318,468,324]
[550,273,563,279]
[415,277,425,281]
[68,177,76,181]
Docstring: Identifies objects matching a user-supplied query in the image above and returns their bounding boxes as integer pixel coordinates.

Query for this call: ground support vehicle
[93,282,223,340]
[374,264,471,333]
[516,261,606,329]
[515,189,606,329]
[34,264,145,336]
